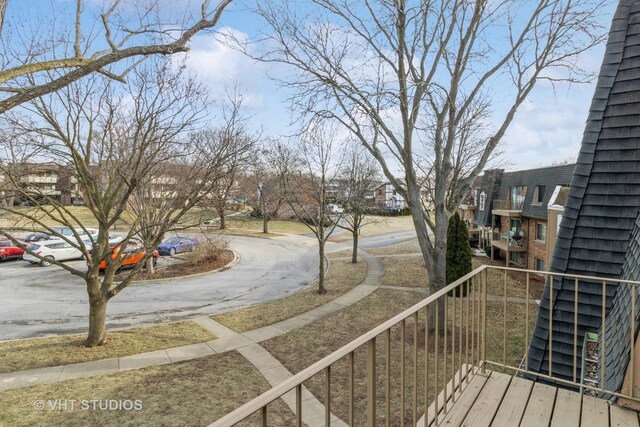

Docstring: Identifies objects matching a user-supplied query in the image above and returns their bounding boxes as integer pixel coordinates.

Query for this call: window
[510,218,521,233]
[533,185,546,204]
[535,258,545,271]
[536,223,547,242]
[479,192,486,210]
[509,186,527,210]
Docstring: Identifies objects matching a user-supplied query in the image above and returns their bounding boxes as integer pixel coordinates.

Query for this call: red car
[0,240,25,261]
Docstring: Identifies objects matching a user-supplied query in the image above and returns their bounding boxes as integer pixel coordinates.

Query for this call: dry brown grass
[366,239,422,256]
[0,351,295,427]
[0,321,215,374]
[329,216,416,243]
[380,255,429,288]
[212,255,368,332]
[262,287,538,426]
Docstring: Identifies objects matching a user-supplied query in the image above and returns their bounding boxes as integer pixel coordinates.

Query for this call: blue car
[157,237,198,256]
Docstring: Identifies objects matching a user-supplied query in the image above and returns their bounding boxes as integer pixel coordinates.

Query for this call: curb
[127,250,240,285]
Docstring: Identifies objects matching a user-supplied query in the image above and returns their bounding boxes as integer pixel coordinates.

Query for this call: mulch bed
[113,249,235,282]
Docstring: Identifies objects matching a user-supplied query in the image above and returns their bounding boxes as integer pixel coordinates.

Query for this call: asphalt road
[0,229,418,341]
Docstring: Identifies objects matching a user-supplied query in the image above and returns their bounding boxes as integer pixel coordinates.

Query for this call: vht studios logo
[34,399,143,411]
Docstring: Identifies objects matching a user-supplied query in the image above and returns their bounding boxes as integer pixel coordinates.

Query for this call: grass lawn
[379,254,428,288]
[366,238,422,256]
[329,215,416,243]
[0,321,215,374]
[225,217,311,235]
[0,351,295,427]
[0,206,98,230]
[261,287,537,425]
[213,254,368,332]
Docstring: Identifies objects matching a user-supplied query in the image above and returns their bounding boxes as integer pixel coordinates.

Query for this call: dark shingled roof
[472,169,503,227]
[496,164,575,220]
[527,0,640,384]
[599,210,640,400]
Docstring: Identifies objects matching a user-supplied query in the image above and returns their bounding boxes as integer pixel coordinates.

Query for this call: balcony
[20,176,57,184]
[213,266,640,426]
[492,199,522,217]
[491,231,527,253]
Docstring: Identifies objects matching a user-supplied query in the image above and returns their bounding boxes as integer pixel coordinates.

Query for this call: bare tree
[274,125,342,294]
[246,0,606,330]
[198,89,256,230]
[0,63,231,347]
[244,141,286,234]
[0,0,232,113]
[337,143,380,264]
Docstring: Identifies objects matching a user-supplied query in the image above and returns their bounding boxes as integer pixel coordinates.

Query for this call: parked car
[49,227,99,241]
[200,219,219,227]
[0,240,25,261]
[157,237,198,256]
[24,232,52,242]
[99,242,159,271]
[23,241,84,266]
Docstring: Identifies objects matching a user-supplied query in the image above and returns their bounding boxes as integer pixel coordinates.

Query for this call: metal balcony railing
[212,266,640,426]
[493,199,523,211]
[491,231,526,248]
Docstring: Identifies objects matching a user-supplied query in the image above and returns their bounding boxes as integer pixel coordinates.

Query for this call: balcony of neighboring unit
[491,231,527,253]
[20,176,57,184]
[492,199,522,217]
[215,266,640,427]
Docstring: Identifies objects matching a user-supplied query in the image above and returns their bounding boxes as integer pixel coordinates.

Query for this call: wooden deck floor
[437,370,640,427]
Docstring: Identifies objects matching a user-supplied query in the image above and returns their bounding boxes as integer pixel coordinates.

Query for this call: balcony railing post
[424,306,429,423]
[549,275,553,377]
[348,352,354,426]
[503,270,507,368]
[386,329,391,427]
[401,319,405,427]
[261,406,267,427]
[413,312,418,424]
[632,287,636,398]
[325,366,331,426]
[602,280,607,392]
[525,272,530,371]
[481,268,487,374]
[573,277,578,384]
[296,384,302,427]
[367,338,377,427]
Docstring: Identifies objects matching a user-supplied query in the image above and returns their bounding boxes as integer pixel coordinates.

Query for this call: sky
[186,0,619,172]
[5,0,620,172]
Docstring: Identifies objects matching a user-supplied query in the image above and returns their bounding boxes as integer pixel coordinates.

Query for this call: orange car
[99,242,159,271]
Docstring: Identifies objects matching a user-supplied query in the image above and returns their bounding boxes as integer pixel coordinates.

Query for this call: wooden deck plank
[458,371,512,427]
[581,395,609,427]
[491,376,534,426]
[418,364,477,427]
[520,382,557,427]
[610,404,640,427]
[439,373,489,427]
[550,388,582,427]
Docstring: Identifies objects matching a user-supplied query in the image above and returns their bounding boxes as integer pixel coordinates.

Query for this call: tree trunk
[218,206,226,230]
[262,197,268,233]
[86,297,108,347]
[146,256,155,275]
[351,230,359,263]
[318,239,326,294]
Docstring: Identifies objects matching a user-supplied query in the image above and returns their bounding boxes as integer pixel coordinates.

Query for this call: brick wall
[527,218,548,271]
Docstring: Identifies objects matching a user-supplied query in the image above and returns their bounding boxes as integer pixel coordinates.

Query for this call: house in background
[374,182,407,211]
[489,164,575,269]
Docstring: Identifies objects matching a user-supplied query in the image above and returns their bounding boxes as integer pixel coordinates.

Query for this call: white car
[23,241,84,266]
[49,227,99,241]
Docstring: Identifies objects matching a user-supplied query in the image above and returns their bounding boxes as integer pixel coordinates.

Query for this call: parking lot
[0,235,319,341]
